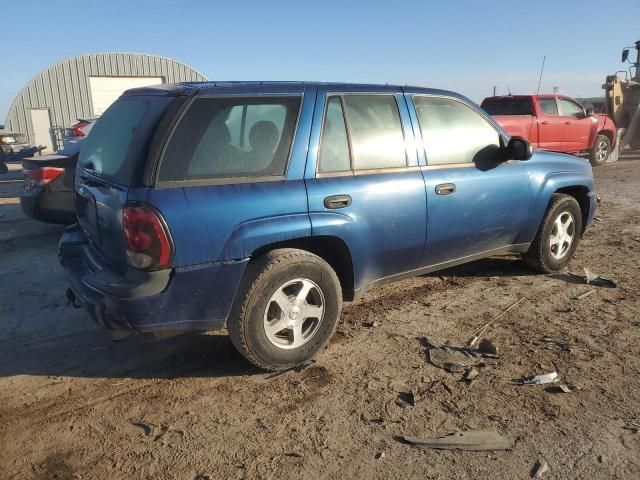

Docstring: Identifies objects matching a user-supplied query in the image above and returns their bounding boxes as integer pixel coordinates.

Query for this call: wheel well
[251,236,355,300]
[555,186,590,231]
[597,130,613,144]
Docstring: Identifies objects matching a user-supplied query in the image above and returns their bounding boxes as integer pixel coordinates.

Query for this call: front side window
[558,98,584,117]
[539,98,559,116]
[158,96,300,182]
[413,96,501,165]
[343,95,407,170]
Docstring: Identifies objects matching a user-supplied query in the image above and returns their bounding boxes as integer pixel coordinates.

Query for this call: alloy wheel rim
[596,141,608,162]
[549,211,575,259]
[263,278,325,350]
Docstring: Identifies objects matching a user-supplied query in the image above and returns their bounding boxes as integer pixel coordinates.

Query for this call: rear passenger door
[304,86,427,290]
[536,97,564,150]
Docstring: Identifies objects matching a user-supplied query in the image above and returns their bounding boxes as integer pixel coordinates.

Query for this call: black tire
[524,193,583,273]
[590,134,611,166]
[227,248,342,371]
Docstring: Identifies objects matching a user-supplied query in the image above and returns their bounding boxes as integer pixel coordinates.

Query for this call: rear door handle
[324,194,352,209]
[565,121,572,125]
[435,183,456,196]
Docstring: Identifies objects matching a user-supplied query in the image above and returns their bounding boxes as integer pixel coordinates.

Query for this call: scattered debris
[584,268,617,288]
[622,422,640,433]
[478,339,497,355]
[531,458,549,478]
[519,371,559,385]
[421,338,497,374]
[375,451,385,460]
[364,320,379,328]
[467,297,526,347]
[574,288,597,300]
[396,391,416,407]
[132,420,160,438]
[402,430,512,451]
[545,384,574,394]
[462,367,480,382]
[597,455,605,464]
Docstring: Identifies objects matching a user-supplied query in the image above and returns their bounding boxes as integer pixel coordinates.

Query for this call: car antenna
[528,55,547,139]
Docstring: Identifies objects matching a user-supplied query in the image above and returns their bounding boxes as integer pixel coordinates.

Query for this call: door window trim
[410,94,506,168]
[315,92,415,178]
[154,93,304,189]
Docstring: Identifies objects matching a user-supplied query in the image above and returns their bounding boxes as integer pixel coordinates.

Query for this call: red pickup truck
[481,95,617,166]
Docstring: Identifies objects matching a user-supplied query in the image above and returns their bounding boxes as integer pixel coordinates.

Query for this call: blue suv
[59,82,597,370]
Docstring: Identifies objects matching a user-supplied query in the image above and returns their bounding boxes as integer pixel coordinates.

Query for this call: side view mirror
[585,107,594,117]
[622,48,630,63]
[506,137,533,161]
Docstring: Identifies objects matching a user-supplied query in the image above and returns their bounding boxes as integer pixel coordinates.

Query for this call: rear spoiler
[122,83,200,97]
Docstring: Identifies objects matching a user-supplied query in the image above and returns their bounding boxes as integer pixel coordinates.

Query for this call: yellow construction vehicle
[604,40,640,153]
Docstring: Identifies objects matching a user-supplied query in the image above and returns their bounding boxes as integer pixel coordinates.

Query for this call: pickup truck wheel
[590,134,610,166]
[228,248,342,371]
[523,193,582,273]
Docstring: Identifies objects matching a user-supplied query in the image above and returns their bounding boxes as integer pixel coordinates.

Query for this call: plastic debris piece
[583,268,617,288]
[467,297,526,347]
[532,458,549,478]
[402,430,512,451]
[463,367,480,381]
[574,288,597,300]
[520,371,559,385]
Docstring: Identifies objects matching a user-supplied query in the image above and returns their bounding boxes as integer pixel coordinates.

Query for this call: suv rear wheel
[228,249,342,371]
[523,193,582,273]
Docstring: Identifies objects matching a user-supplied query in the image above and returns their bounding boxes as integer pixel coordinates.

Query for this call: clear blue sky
[1,0,639,123]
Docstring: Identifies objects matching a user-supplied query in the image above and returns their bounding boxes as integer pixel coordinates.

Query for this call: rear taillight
[123,204,173,270]
[26,167,65,188]
[70,121,90,137]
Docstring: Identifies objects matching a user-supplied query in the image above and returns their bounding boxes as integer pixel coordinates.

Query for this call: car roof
[123,81,469,102]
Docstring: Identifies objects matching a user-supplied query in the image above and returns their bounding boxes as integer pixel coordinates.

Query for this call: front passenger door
[558,98,592,151]
[409,94,532,267]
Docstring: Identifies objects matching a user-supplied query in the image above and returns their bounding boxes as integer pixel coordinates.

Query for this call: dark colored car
[60,82,596,371]
[20,142,82,224]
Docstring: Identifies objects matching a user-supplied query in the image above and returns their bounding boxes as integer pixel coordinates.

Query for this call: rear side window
[481,98,533,116]
[78,99,147,183]
[539,98,559,116]
[414,96,500,165]
[158,96,301,182]
[318,97,351,173]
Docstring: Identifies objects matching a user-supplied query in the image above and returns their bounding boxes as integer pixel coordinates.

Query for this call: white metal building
[4,52,207,152]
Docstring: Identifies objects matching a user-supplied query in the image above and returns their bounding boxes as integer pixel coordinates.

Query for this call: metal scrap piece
[402,430,512,451]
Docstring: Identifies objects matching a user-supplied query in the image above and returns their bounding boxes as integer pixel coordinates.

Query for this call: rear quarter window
[157,96,301,183]
[78,96,171,184]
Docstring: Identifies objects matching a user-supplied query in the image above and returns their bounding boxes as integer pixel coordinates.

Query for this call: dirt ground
[1,159,639,480]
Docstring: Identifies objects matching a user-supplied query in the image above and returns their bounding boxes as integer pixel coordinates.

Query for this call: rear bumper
[20,186,76,225]
[59,224,248,333]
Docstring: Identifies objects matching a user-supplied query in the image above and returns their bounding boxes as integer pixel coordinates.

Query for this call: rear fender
[219,214,311,260]
[518,171,593,243]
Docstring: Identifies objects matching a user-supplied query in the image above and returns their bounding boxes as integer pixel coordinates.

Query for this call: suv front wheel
[228,249,342,371]
[523,193,583,273]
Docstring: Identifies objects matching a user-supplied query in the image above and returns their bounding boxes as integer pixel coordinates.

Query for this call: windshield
[481,97,533,116]
[78,96,171,184]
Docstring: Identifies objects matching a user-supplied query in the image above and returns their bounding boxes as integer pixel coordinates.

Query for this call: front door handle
[324,194,352,209]
[565,121,572,125]
[541,120,549,125]
[435,183,456,196]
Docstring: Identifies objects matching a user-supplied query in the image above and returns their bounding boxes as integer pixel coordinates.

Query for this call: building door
[30,109,54,152]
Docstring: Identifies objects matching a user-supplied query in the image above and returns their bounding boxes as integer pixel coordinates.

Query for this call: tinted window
[559,98,584,117]
[481,98,533,115]
[79,99,147,183]
[539,98,559,116]
[414,96,501,165]
[318,97,351,173]
[158,96,300,182]
[343,95,407,170]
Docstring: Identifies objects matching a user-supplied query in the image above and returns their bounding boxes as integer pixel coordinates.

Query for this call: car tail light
[70,120,90,137]
[26,167,65,188]
[123,204,173,270]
